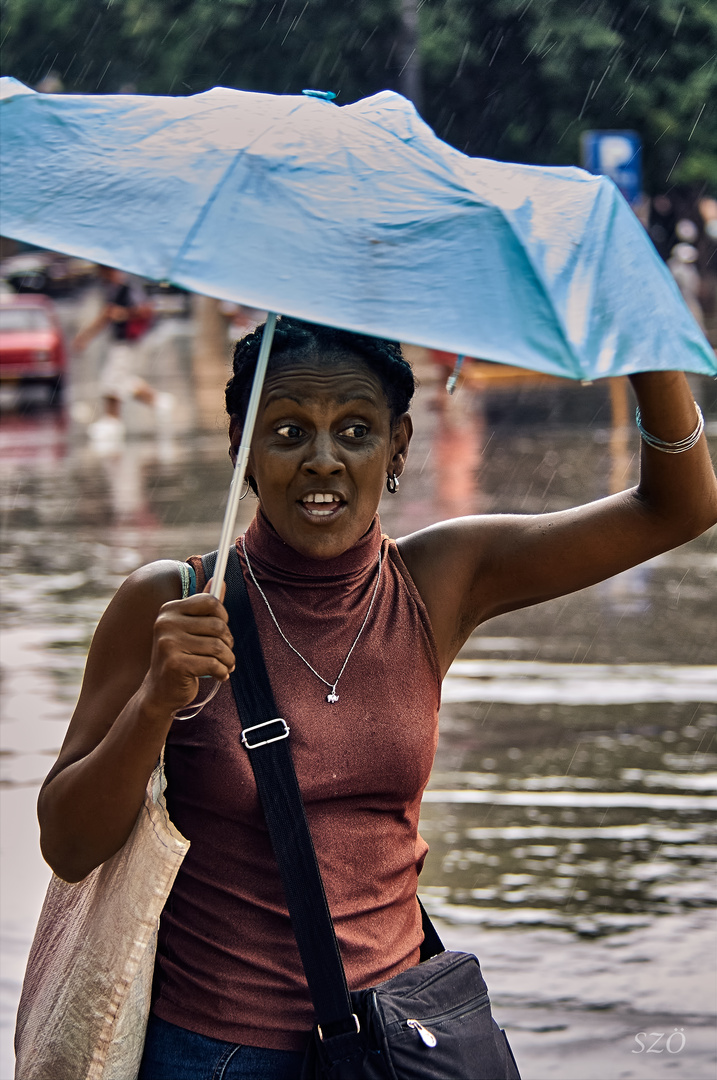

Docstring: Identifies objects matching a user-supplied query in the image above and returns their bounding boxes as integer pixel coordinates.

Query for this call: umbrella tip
[302,89,337,101]
[446,354,465,395]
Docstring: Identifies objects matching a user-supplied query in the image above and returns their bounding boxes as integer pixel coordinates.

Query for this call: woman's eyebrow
[264,393,306,406]
[335,393,380,407]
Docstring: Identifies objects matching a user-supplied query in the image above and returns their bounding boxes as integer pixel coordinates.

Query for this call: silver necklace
[241,536,383,704]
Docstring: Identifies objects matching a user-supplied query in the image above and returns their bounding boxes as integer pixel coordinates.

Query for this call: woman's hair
[225,316,415,424]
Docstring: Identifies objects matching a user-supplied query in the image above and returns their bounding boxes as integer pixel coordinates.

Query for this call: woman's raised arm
[37,562,235,883]
[400,370,717,675]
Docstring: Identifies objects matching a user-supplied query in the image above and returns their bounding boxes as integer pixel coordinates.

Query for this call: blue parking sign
[581,130,642,206]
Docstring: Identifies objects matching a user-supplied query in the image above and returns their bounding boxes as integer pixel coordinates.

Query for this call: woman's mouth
[300,492,344,517]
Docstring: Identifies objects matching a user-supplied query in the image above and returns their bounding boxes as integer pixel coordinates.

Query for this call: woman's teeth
[303,494,341,516]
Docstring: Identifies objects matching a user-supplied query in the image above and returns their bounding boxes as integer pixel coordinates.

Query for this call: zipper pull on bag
[407,1019,438,1047]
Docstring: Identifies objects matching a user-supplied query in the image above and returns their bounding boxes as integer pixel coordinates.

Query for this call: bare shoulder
[396,517,495,672]
[113,558,187,610]
[397,516,491,584]
[80,559,180,643]
[81,559,185,686]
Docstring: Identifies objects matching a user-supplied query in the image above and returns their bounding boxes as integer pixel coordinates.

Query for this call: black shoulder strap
[213,547,357,1037]
[205,546,444,1042]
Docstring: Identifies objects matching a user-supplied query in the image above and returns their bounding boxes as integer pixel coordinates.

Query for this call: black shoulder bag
[206,548,521,1080]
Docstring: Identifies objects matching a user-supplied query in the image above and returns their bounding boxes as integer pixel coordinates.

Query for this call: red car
[0,293,66,403]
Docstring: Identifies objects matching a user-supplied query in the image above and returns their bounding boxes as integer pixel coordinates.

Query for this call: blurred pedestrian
[648,194,677,260]
[668,220,705,331]
[73,266,173,444]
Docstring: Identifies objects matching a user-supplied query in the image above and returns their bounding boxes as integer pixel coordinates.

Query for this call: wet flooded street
[1,312,715,1079]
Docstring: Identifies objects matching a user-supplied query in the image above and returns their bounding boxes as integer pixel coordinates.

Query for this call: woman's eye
[276,424,303,439]
[341,424,369,439]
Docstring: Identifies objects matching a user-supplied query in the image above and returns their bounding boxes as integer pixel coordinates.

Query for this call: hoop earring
[239,478,252,500]
[386,472,399,494]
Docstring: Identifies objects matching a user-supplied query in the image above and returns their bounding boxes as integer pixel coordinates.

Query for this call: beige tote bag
[14,755,189,1080]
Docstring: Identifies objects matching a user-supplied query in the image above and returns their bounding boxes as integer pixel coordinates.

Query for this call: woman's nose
[302,432,344,474]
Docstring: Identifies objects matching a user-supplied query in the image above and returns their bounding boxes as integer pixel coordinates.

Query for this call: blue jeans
[138,1014,305,1080]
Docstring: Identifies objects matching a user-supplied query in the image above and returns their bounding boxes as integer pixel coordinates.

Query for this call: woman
[37,317,717,1079]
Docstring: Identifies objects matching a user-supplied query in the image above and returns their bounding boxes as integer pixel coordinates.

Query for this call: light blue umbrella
[1,76,714,382]
[1,76,714,605]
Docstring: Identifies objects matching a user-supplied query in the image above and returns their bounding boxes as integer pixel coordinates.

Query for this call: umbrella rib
[167,100,306,285]
[493,199,586,378]
[340,103,587,375]
[168,154,253,285]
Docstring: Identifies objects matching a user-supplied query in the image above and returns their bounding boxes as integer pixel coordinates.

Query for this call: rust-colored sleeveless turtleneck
[152,512,441,1051]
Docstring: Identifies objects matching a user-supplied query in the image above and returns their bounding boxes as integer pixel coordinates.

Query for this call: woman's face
[231,352,412,559]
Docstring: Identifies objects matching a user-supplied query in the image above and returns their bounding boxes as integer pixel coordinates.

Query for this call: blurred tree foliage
[421,0,716,189]
[1,0,714,190]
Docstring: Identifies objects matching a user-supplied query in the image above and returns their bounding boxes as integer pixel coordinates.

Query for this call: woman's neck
[243,510,382,584]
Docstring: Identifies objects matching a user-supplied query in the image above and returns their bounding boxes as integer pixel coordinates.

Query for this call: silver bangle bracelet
[635,403,704,454]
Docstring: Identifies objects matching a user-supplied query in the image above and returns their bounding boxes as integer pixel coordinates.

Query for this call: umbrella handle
[209,312,277,600]
[172,313,277,721]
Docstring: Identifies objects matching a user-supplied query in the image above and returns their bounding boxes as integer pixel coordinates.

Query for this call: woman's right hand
[141,581,235,717]
[37,560,233,882]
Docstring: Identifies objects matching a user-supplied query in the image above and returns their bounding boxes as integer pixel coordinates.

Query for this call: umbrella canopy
[1,76,714,380]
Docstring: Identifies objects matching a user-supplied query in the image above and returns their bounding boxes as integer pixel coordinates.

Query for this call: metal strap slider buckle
[240,718,290,750]
[317,1013,361,1042]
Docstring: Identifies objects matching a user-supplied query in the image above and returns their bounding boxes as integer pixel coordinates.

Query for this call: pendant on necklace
[326,692,339,704]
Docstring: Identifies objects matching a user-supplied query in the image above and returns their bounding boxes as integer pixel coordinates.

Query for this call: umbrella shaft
[210,312,277,598]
